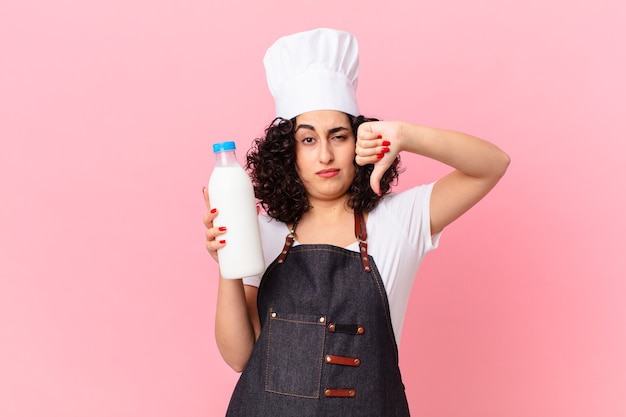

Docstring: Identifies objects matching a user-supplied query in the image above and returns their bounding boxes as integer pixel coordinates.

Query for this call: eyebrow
[294,124,350,135]
[294,123,315,133]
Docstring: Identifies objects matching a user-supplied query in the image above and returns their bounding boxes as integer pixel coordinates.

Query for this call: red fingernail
[377,135,382,139]
[202,186,206,194]
[210,208,217,214]
[382,140,391,146]
[218,226,226,231]
[219,240,226,244]
[377,153,384,159]
[381,147,390,153]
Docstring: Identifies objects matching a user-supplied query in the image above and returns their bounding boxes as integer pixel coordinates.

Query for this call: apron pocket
[265,309,327,398]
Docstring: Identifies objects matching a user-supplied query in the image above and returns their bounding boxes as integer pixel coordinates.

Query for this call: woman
[203,28,509,416]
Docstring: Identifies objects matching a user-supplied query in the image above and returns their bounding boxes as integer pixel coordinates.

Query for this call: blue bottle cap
[212,141,236,152]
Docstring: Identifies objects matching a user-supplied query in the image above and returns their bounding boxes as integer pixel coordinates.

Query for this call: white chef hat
[263,28,360,120]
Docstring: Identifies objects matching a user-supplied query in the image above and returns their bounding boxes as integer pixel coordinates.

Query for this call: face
[293,110,356,203]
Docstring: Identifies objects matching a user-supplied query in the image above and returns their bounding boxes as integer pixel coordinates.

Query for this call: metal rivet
[354,358,360,365]
[325,355,332,363]
[277,259,283,264]
[357,326,364,334]
[271,312,277,318]
[362,256,367,261]
[360,246,366,252]
[319,317,325,323]
[365,266,371,272]
[324,389,331,396]
[349,390,355,397]
[328,323,335,332]
[282,250,287,254]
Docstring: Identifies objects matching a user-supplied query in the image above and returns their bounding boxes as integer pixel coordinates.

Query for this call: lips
[316,168,340,178]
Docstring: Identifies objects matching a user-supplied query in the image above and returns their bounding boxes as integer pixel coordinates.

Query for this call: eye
[332,135,348,141]
[301,137,316,144]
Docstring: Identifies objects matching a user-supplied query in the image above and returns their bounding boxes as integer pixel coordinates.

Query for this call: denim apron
[225,212,410,416]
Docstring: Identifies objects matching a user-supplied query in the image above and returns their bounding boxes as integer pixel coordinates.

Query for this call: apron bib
[226,212,410,416]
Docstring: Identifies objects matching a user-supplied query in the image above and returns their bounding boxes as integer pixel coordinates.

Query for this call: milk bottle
[208,141,265,279]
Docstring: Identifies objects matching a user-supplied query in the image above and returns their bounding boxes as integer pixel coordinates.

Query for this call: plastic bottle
[208,141,265,279]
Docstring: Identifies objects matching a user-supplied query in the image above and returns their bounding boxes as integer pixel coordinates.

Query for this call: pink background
[1,0,625,416]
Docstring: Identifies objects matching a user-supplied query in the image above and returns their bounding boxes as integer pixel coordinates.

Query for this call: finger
[369,157,394,196]
[356,142,390,157]
[205,225,227,259]
[357,121,377,139]
[203,207,219,228]
[356,138,380,154]
[206,223,227,237]
[355,153,384,167]
[355,141,392,167]
[357,136,380,150]
[203,186,211,210]
[370,164,385,196]
[206,226,227,242]
[206,238,226,258]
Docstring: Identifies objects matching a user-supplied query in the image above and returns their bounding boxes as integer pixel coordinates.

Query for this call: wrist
[397,122,422,154]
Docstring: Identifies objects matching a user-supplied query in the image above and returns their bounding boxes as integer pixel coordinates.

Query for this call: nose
[318,138,334,164]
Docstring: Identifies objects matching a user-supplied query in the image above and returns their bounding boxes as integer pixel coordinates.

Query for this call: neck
[303,196,352,221]
[292,196,357,246]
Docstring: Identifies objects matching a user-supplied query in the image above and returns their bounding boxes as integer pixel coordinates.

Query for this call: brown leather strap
[354,211,367,241]
[276,235,294,264]
[325,354,361,367]
[279,214,370,272]
[277,223,297,264]
[328,323,365,335]
[354,211,371,272]
[324,388,357,398]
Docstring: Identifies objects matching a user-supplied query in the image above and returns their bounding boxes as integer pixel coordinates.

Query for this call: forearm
[399,123,510,180]
[214,276,256,372]
[394,122,510,234]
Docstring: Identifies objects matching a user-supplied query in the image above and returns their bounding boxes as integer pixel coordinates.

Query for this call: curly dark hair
[245,115,403,225]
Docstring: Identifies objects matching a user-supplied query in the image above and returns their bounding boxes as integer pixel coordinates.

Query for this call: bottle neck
[214,150,240,167]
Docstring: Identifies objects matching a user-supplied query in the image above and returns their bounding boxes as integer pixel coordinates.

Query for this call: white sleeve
[376,181,441,251]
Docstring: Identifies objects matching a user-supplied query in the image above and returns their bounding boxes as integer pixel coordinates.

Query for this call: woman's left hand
[355,121,404,195]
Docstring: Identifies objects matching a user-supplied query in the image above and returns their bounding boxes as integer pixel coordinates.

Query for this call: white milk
[208,143,265,279]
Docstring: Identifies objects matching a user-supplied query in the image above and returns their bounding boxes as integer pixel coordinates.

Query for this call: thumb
[369,162,387,196]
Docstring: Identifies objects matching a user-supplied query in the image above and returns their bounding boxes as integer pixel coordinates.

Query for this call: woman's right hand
[203,187,227,263]
[205,188,260,371]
